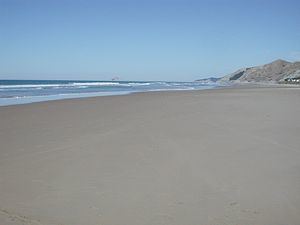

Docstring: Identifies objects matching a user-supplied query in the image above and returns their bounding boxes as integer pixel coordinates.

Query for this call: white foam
[0,82,153,89]
[0,82,116,89]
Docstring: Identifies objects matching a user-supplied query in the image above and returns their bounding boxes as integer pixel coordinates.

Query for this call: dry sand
[0,87,300,225]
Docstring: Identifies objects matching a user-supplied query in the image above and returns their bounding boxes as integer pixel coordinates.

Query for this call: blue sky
[1,0,300,81]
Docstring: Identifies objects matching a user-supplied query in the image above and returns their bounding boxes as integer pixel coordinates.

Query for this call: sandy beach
[0,87,300,225]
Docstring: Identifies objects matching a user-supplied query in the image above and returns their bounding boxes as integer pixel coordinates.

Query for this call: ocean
[0,80,217,106]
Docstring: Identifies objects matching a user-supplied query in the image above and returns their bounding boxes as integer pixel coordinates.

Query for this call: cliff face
[219,59,300,84]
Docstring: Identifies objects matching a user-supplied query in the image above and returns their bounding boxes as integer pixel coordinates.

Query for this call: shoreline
[0,80,217,107]
[0,87,218,107]
[1,83,299,107]
[0,85,219,107]
[1,86,300,225]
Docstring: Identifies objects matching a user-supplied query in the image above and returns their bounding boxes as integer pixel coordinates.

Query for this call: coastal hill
[196,59,300,84]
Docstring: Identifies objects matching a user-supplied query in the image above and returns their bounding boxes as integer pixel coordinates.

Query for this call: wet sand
[0,87,300,225]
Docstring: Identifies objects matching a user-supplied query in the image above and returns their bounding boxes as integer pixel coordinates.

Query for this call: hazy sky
[1,0,300,81]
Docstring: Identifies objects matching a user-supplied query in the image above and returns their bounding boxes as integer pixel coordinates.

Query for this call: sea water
[0,80,217,106]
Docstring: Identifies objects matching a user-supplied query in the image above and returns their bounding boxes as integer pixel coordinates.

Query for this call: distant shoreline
[196,59,300,85]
